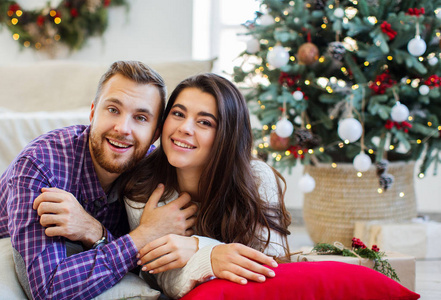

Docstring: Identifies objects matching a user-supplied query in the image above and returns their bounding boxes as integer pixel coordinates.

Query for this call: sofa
[0,59,213,299]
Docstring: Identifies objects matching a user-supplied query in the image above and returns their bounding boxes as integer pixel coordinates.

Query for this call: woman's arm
[153,239,278,299]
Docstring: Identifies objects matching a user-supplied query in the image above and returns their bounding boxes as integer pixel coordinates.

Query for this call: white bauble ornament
[259,14,275,26]
[353,152,372,172]
[428,56,439,66]
[419,85,430,96]
[299,173,316,193]
[246,38,260,54]
[337,118,363,143]
[292,90,304,101]
[294,115,302,125]
[333,7,345,18]
[267,45,290,68]
[407,36,427,56]
[391,102,409,122]
[275,118,294,138]
[436,8,441,19]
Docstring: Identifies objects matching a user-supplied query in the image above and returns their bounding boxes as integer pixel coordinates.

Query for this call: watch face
[93,237,108,249]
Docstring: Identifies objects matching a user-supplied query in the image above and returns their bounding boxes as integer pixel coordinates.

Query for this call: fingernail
[158,183,164,188]
[136,253,140,259]
[268,271,275,277]
[271,261,278,268]
[141,266,147,271]
[240,279,247,285]
[149,270,155,274]
[137,260,141,265]
[258,275,266,282]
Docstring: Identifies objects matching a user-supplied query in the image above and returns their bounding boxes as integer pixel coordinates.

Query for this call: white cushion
[92,272,160,300]
[0,238,161,300]
[0,238,28,299]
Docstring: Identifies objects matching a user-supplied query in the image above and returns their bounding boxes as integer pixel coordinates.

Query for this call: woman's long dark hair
[123,73,291,261]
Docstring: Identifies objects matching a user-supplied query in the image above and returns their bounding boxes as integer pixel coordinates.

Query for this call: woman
[122,73,291,298]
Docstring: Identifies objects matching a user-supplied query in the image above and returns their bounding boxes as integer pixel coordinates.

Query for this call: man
[0,61,197,299]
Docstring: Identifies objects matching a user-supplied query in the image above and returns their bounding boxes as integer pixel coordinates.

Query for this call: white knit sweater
[124,160,286,299]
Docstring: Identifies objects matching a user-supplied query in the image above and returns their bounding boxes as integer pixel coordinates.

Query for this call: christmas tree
[233,0,441,181]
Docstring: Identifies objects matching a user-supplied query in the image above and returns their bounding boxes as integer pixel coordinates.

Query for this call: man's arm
[12,158,190,299]
[28,174,196,299]
[33,187,103,248]
[8,158,139,300]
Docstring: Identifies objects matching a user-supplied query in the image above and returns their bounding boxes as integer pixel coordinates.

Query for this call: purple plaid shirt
[0,125,139,300]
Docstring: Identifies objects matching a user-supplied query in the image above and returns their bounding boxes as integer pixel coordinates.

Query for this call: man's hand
[33,187,102,248]
[136,234,198,274]
[211,243,278,285]
[129,184,197,250]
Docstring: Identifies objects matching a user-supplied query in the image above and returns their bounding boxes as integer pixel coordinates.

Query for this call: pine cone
[295,129,321,149]
[379,173,394,191]
[376,159,389,176]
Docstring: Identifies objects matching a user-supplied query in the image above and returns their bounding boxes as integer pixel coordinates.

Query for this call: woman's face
[162,87,218,174]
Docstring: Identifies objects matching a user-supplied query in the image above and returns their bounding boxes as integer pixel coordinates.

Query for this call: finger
[45,226,66,237]
[184,228,194,236]
[39,213,62,227]
[145,184,164,209]
[141,252,177,272]
[182,203,198,218]
[218,270,248,285]
[147,259,185,274]
[138,244,171,265]
[37,201,64,216]
[41,187,62,193]
[138,236,167,257]
[233,257,275,280]
[185,216,196,230]
[235,244,278,268]
[168,192,191,209]
[33,192,65,210]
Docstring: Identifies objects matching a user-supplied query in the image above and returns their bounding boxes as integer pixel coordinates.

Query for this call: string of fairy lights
[0,0,127,51]
[235,0,441,194]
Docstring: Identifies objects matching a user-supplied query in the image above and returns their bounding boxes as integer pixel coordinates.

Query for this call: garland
[312,238,400,281]
[0,0,128,51]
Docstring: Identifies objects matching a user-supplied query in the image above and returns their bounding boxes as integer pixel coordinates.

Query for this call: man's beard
[89,129,146,174]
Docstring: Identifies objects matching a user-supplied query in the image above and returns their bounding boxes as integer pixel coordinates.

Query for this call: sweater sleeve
[252,159,288,257]
[155,236,222,299]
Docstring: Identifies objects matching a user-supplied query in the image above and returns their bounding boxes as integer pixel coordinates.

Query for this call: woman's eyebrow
[172,103,218,122]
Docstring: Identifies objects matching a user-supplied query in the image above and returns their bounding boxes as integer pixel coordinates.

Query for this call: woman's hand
[137,234,199,274]
[211,243,278,284]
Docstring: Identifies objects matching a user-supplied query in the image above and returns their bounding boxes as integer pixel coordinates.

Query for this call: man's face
[89,74,161,176]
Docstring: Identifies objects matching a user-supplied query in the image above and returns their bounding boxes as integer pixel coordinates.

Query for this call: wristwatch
[92,223,109,249]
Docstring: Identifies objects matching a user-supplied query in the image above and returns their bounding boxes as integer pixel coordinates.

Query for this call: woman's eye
[199,120,213,127]
[171,111,184,117]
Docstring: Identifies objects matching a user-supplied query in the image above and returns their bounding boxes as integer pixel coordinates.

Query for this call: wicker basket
[303,161,417,247]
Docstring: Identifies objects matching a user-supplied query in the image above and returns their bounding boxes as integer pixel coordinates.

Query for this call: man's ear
[89,102,95,122]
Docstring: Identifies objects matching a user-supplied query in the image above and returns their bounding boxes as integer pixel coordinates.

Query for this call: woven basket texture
[303,161,417,247]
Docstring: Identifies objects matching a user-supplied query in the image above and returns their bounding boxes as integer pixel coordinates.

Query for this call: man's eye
[108,107,118,113]
[136,116,147,122]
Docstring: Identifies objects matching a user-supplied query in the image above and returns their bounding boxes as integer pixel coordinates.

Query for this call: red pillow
[180,261,420,300]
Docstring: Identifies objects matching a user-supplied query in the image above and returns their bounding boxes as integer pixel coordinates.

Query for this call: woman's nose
[177,119,194,135]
